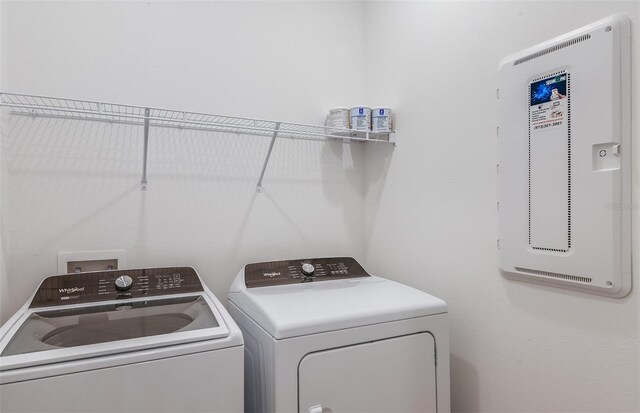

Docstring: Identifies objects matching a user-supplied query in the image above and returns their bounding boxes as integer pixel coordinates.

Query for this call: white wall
[362,1,639,412]
[0,0,7,320]
[0,0,367,321]
[1,1,639,412]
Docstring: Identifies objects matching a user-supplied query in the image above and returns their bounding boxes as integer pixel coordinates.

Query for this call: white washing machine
[0,267,244,413]
[228,257,450,413]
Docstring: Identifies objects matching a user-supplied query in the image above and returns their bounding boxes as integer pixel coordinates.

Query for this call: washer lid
[0,293,230,371]
[229,272,447,340]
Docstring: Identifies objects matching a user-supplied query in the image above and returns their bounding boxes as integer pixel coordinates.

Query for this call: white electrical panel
[498,15,632,297]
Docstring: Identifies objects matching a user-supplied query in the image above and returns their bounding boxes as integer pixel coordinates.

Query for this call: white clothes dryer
[228,257,450,413]
[0,267,244,413]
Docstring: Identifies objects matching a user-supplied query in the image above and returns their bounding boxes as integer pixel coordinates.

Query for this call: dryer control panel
[244,257,370,288]
[30,267,204,308]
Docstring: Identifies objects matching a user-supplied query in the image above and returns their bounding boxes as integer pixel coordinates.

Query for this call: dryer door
[298,332,437,413]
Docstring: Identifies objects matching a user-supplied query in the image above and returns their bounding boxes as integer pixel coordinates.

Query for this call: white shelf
[0,92,395,191]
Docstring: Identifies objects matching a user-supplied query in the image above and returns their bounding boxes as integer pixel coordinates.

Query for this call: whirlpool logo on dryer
[262,272,280,278]
[59,287,85,294]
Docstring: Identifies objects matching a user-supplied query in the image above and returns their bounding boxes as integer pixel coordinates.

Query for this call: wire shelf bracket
[0,92,396,191]
[256,122,281,193]
[141,108,150,190]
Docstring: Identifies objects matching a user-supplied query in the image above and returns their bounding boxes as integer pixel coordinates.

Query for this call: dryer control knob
[115,275,133,291]
[301,263,315,277]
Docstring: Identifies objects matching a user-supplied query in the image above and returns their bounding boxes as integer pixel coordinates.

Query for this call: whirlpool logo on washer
[58,287,85,294]
[262,272,280,278]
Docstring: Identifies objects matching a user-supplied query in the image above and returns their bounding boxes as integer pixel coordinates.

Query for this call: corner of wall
[0,0,9,323]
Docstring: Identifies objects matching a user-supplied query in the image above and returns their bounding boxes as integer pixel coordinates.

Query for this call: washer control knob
[115,275,133,291]
[301,263,315,277]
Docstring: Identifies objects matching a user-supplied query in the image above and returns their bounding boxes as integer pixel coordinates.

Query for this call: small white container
[350,106,371,131]
[371,107,392,133]
[328,107,350,129]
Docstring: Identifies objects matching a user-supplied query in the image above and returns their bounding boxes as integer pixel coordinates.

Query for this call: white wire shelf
[0,92,395,191]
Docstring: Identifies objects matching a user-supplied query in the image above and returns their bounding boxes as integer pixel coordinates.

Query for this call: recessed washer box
[57,250,127,274]
[498,15,632,298]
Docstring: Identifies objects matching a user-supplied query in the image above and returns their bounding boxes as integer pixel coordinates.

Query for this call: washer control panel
[244,257,370,288]
[29,267,204,308]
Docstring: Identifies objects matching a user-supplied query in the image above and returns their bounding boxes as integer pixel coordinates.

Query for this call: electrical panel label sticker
[530,74,567,132]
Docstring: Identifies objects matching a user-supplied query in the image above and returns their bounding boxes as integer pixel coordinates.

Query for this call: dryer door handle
[308,405,323,413]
